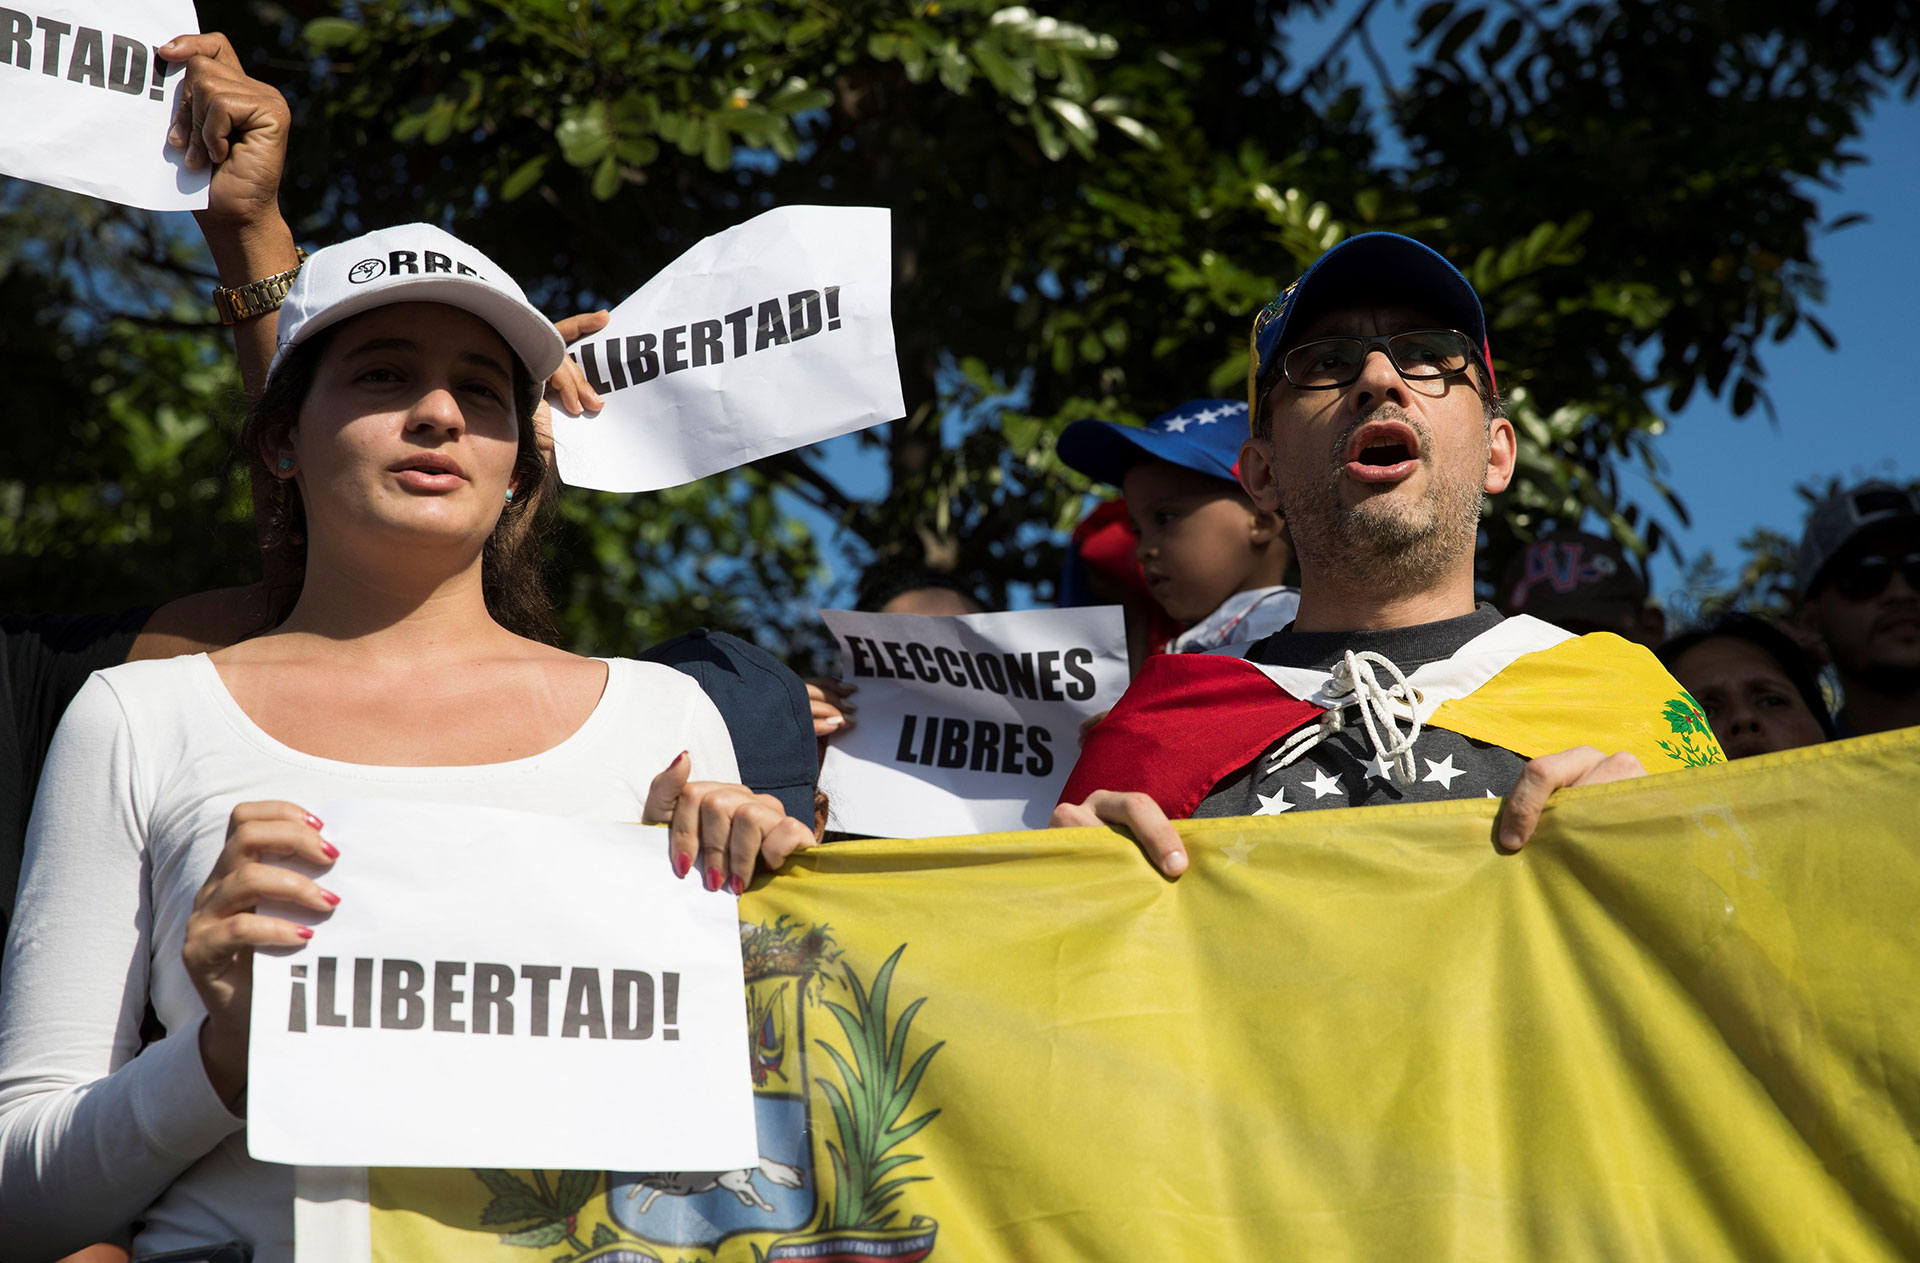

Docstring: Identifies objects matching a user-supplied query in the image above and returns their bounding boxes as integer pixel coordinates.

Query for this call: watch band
[212,247,308,325]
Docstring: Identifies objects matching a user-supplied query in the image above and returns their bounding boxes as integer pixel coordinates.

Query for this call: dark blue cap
[1056,398,1249,489]
[639,628,817,824]
[1247,233,1492,418]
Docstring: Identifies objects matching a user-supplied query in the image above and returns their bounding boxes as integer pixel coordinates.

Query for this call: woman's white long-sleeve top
[0,654,738,1262]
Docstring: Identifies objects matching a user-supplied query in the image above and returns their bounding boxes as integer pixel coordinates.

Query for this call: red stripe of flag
[1061,653,1323,819]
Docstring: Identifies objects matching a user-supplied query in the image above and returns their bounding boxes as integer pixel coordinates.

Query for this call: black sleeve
[0,608,156,937]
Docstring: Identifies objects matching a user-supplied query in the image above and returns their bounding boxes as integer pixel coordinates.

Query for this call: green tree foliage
[3,1,1914,659]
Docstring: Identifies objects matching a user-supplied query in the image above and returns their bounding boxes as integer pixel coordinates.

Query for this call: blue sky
[1628,92,1919,606]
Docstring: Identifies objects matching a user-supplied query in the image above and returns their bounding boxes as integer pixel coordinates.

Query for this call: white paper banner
[249,799,757,1172]
[551,204,905,492]
[818,607,1129,837]
[0,1,211,210]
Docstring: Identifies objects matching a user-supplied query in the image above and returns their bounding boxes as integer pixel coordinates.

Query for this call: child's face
[1122,459,1267,624]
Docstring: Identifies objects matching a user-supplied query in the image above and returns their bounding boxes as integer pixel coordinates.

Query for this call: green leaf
[704,121,734,172]
[500,155,547,202]
[478,1191,552,1225]
[1437,9,1489,62]
[767,81,834,114]
[592,1223,619,1248]
[497,1222,568,1248]
[556,102,612,167]
[557,1168,601,1212]
[1415,1,1457,42]
[473,1169,544,1202]
[1031,110,1067,161]
[592,154,621,200]
[303,18,363,50]
[970,41,1035,105]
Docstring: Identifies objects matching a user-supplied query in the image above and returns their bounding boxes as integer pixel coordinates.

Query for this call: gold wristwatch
[212,248,308,325]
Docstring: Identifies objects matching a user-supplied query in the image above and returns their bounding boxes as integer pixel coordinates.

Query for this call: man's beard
[1275,405,1487,591]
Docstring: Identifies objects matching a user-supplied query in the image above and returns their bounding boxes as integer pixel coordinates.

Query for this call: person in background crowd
[856,562,989,617]
[1056,233,1720,875]
[805,562,990,742]
[1057,399,1299,655]
[1656,614,1834,758]
[641,628,823,833]
[1057,500,1185,673]
[0,222,811,1262]
[1496,529,1667,646]
[1796,481,1920,737]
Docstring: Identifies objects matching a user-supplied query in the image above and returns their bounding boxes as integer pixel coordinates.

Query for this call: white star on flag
[1190,405,1223,426]
[1161,415,1193,434]
[1304,768,1344,799]
[1422,753,1465,790]
[1363,751,1397,783]
[1254,788,1295,815]
[1222,839,1258,866]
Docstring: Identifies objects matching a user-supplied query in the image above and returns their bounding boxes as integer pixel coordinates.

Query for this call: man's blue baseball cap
[1056,398,1249,489]
[1247,232,1493,424]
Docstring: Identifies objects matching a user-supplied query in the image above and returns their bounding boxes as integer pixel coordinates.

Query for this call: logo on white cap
[348,259,387,285]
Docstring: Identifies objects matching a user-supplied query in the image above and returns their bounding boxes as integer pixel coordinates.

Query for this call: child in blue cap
[1058,399,1299,654]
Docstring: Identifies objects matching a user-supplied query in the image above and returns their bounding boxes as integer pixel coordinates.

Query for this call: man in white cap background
[1796,480,1920,737]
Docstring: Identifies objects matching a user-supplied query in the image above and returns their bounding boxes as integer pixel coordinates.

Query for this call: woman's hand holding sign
[534,310,613,465]
[646,753,815,895]
[183,802,338,1107]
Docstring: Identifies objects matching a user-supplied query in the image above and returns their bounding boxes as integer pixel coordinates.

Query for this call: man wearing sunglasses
[1797,481,1920,737]
[1058,233,1717,875]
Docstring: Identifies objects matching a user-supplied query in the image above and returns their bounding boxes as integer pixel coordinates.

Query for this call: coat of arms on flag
[361,918,943,1262]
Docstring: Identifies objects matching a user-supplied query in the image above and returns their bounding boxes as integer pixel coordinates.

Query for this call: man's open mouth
[1343,420,1422,483]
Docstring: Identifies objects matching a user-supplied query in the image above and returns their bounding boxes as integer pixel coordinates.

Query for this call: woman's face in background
[1669,636,1828,759]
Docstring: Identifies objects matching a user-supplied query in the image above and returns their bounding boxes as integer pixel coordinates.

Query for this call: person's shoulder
[39,655,211,757]
[76,653,220,723]
[599,654,730,714]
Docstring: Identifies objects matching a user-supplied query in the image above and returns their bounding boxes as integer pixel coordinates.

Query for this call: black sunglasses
[1830,551,1920,602]
[1279,329,1476,390]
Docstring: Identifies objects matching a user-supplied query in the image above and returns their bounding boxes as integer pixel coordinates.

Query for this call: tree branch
[761,449,858,516]
[103,311,224,333]
[1300,0,1385,86]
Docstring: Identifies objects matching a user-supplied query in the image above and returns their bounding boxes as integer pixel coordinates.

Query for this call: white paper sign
[551,204,905,492]
[818,607,1129,837]
[248,799,757,1171]
[0,1,211,210]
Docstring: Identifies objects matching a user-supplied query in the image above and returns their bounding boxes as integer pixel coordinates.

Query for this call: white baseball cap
[270,223,566,383]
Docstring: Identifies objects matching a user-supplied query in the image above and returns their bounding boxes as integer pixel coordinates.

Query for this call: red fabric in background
[1060,653,1323,818]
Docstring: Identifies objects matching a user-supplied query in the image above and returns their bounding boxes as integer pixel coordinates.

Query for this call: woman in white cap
[0,224,813,1261]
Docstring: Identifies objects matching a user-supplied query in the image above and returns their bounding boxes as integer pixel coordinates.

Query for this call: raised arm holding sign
[550,204,906,492]
[0,0,211,210]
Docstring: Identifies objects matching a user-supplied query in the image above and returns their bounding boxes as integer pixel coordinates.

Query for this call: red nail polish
[659,750,688,777]
[320,889,341,906]
[704,866,723,892]
[727,874,746,896]
[320,841,339,860]
[305,813,325,831]
[671,852,692,879]
[296,926,314,940]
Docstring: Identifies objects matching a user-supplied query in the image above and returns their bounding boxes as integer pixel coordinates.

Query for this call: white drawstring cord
[1265,650,1425,783]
